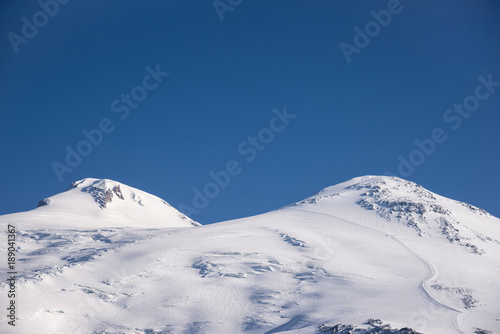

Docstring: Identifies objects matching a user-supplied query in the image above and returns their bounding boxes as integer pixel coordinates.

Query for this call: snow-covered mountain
[15,178,199,228]
[1,176,499,334]
[290,176,498,255]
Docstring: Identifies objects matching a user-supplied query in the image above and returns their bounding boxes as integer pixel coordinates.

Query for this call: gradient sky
[1,0,499,224]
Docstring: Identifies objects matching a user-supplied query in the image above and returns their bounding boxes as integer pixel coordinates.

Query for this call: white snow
[0,176,499,333]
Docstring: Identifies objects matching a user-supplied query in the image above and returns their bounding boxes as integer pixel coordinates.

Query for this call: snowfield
[1,176,499,334]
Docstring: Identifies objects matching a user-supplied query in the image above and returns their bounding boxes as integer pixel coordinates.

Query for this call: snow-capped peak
[314,175,491,218]
[290,175,499,254]
[34,178,200,228]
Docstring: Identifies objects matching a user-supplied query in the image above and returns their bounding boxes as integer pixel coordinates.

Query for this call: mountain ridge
[1,175,499,333]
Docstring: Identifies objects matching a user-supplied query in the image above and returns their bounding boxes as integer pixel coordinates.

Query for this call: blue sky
[1,0,499,224]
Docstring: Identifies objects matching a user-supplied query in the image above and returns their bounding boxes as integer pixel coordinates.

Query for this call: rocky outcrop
[82,183,125,209]
[319,319,423,333]
[36,198,51,207]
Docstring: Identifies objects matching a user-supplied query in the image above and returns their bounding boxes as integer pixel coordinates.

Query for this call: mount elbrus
[0,176,498,334]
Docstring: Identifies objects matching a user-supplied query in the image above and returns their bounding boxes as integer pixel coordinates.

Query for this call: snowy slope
[0,176,499,334]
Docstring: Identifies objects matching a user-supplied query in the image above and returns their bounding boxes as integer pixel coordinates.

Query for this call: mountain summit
[31,178,199,228]
[290,176,498,255]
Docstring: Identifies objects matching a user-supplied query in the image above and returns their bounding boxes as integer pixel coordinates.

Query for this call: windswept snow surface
[1,176,499,333]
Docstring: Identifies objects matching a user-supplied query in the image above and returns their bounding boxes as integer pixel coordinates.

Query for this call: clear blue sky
[1,0,499,224]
